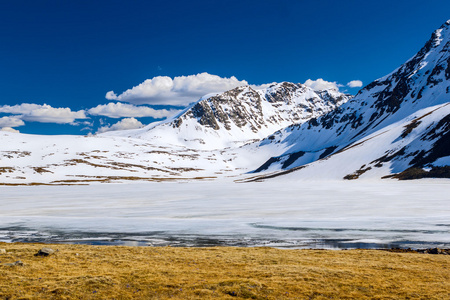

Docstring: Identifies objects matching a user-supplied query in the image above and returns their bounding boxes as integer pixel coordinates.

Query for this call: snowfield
[1,179,449,249]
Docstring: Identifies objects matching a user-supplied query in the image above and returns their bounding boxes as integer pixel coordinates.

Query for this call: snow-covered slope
[0,130,273,184]
[103,83,350,150]
[249,20,450,180]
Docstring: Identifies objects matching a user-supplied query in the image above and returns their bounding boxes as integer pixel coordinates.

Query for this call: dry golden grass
[0,243,449,299]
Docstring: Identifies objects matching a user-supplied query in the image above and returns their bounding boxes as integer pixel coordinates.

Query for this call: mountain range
[1,20,449,185]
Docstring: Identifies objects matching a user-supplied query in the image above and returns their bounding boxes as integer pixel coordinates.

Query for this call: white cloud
[80,121,94,126]
[96,117,144,133]
[0,103,87,124]
[106,72,249,106]
[304,78,343,91]
[0,116,25,128]
[70,120,94,128]
[347,80,363,88]
[249,82,278,90]
[88,102,180,119]
[1,127,20,133]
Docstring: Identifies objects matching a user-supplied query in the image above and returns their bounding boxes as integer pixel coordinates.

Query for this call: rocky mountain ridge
[249,20,450,180]
[104,82,351,150]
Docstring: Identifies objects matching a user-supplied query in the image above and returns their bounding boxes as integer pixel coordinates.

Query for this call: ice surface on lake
[1,180,449,249]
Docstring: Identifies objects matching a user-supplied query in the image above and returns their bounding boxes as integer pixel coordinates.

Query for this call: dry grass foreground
[0,243,449,299]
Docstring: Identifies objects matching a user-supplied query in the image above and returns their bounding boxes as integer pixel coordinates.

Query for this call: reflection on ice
[0,180,449,249]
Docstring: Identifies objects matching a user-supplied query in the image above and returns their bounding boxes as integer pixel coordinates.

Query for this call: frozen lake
[1,179,449,249]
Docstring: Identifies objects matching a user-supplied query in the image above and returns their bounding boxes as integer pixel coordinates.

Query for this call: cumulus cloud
[88,102,180,119]
[0,103,87,124]
[347,80,363,88]
[1,127,20,133]
[0,115,23,133]
[0,116,25,128]
[96,117,144,133]
[105,72,249,106]
[303,78,343,91]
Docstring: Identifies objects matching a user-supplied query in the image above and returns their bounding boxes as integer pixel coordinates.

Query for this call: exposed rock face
[186,87,265,132]
[174,83,350,134]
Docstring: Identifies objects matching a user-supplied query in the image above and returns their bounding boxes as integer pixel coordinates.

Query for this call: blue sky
[1,0,449,135]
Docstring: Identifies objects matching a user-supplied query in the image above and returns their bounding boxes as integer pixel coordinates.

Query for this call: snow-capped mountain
[103,83,350,150]
[1,20,449,185]
[249,20,450,180]
[0,83,349,185]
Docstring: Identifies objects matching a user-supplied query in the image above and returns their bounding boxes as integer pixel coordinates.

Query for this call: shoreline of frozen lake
[1,179,449,249]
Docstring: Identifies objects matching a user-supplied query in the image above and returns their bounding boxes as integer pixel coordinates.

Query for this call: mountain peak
[101,81,351,150]
[430,20,450,47]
